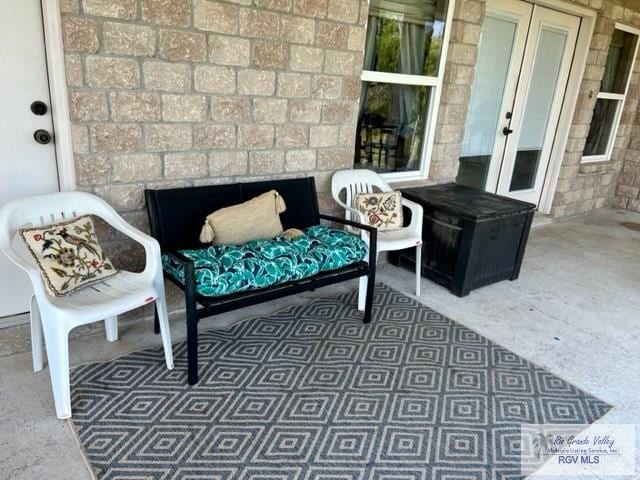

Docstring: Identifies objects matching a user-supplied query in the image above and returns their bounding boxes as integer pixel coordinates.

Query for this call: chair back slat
[331,169,394,223]
[0,192,120,255]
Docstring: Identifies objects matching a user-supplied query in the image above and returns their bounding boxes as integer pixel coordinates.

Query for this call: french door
[458,0,580,205]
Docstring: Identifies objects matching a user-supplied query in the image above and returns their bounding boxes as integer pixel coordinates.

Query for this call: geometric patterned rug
[70,284,611,480]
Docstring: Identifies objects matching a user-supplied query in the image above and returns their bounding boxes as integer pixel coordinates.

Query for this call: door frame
[495,3,580,204]
[0,1,74,327]
[530,0,595,213]
[42,0,75,191]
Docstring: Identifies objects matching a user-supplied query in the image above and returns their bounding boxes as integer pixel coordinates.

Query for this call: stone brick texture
[61,0,640,253]
[550,0,640,217]
[61,0,366,269]
[615,108,640,211]
[428,0,483,183]
[56,0,640,327]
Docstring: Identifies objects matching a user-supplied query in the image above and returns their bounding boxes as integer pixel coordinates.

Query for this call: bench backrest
[145,177,320,251]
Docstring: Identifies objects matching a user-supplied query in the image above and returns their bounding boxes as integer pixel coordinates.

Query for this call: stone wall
[59,0,640,253]
[60,0,369,264]
[615,109,640,211]
[429,0,483,183]
[551,0,640,217]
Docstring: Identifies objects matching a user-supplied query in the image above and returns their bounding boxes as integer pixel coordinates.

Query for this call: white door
[459,0,580,206]
[0,1,60,319]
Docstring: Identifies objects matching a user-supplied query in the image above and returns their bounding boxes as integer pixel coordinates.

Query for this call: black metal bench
[145,177,377,385]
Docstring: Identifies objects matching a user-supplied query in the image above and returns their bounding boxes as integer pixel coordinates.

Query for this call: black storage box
[390,184,536,296]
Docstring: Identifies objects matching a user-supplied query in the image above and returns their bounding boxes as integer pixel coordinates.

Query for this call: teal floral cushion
[162,225,368,297]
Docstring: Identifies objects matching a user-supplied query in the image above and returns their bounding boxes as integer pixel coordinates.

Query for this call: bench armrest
[164,250,193,266]
[319,213,375,234]
[319,213,377,266]
[163,250,198,302]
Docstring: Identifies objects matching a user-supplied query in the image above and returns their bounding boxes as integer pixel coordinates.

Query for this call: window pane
[584,99,620,156]
[363,0,449,77]
[601,29,638,93]
[458,14,518,190]
[510,28,567,192]
[355,82,430,173]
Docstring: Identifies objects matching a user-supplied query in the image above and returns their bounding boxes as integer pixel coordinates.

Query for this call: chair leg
[357,276,368,312]
[155,295,174,370]
[415,245,422,297]
[30,296,44,373]
[42,323,72,419]
[153,306,160,334]
[105,316,118,342]
[358,251,379,311]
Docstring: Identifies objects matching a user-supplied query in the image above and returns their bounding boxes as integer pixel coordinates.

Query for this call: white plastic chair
[332,169,424,306]
[0,192,174,419]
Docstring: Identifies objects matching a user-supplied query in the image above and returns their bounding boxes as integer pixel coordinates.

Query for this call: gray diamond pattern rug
[70,284,611,479]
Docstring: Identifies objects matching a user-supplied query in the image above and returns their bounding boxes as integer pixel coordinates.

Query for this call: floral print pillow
[20,216,118,297]
[354,191,404,231]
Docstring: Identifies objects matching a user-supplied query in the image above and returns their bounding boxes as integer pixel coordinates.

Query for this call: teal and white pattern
[162,225,368,297]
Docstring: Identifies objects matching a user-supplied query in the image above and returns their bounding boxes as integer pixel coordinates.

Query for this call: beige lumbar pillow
[355,191,404,231]
[199,190,288,245]
[20,216,118,297]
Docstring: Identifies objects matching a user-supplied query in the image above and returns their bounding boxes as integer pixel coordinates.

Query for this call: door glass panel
[601,29,638,94]
[364,0,449,77]
[584,98,620,156]
[356,82,430,173]
[457,14,517,189]
[509,28,567,191]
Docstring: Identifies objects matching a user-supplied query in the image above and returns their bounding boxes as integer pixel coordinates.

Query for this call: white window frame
[358,0,456,182]
[582,23,640,164]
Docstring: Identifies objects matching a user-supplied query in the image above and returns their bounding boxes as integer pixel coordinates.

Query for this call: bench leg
[363,266,376,324]
[187,310,198,385]
[182,260,200,385]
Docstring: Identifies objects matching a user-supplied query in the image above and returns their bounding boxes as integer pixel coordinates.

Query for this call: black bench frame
[145,177,377,385]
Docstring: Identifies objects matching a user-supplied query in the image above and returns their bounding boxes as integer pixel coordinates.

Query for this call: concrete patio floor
[1,208,638,479]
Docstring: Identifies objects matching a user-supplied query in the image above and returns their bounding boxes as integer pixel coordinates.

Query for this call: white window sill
[382,171,428,184]
[581,155,611,164]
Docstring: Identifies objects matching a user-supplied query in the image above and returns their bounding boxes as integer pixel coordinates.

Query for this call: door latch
[33,129,52,145]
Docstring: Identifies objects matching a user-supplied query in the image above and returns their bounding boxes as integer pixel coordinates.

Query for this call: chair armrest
[331,197,367,224]
[107,215,159,253]
[96,209,163,281]
[319,214,377,267]
[3,247,50,298]
[1,243,37,276]
[401,198,423,233]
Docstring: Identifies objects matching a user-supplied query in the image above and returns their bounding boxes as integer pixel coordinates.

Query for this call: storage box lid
[401,184,536,220]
